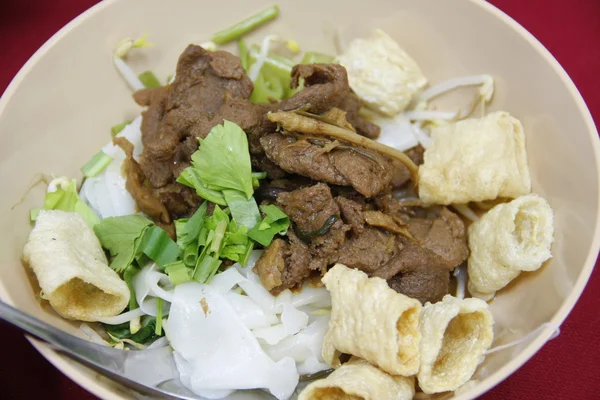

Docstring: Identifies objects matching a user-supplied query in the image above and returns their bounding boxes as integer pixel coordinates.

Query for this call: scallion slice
[139,226,180,267]
[211,5,280,44]
[138,70,161,88]
[81,150,113,178]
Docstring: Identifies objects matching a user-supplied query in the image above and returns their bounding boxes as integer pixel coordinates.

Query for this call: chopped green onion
[155,298,163,336]
[238,39,250,70]
[240,242,254,267]
[211,5,280,45]
[210,220,228,254]
[30,207,40,222]
[111,120,131,136]
[138,70,161,88]
[194,255,222,283]
[123,265,140,310]
[301,51,335,64]
[250,70,286,103]
[81,150,113,178]
[165,261,192,285]
[252,171,267,180]
[139,226,180,268]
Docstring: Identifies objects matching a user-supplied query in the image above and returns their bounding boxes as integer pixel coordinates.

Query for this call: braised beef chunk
[280,64,380,138]
[337,227,396,273]
[388,267,450,304]
[276,183,341,233]
[261,134,393,197]
[276,183,349,270]
[254,238,287,291]
[335,196,365,233]
[390,145,425,188]
[139,46,253,164]
[373,207,469,280]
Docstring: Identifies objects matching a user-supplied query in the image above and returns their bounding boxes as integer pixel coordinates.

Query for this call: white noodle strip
[484,323,560,355]
[248,50,293,73]
[113,57,145,91]
[146,270,175,303]
[95,307,146,325]
[452,204,480,222]
[453,266,467,300]
[248,35,278,82]
[80,324,109,346]
[403,110,457,121]
[146,336,170,350]
[410,123,432,149]
[417,74,492,103]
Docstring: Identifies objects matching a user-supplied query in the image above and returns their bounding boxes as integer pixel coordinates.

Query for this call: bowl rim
[0,0,599,399]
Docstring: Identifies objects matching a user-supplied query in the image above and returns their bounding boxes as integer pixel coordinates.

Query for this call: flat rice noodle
[166,282,298,400]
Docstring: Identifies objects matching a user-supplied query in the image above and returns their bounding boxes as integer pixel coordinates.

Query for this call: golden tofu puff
[336,30,428,116]
[418,111,531,205]
[299,358,415,400]
[321,264,421,376]
[417,295,494,394]
[22,210,130,321]
[467,194,554,296]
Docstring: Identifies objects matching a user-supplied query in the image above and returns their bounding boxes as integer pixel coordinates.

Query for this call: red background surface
[1,0,599,399]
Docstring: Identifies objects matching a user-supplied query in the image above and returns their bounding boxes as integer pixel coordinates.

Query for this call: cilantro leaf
[181,121,254,199]
[93,215,153,273]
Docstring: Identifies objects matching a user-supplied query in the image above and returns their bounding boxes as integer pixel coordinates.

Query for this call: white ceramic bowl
[1,0,599,399]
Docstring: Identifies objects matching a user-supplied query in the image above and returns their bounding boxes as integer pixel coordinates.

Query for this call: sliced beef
[255,230,315,295]
[277,183,349,272]
[254,238,287,291]
[373,207,469,280]
[276,183,341,233]
[335,196,365,233]
[337,227,396,273]
[390,145,425,188]
[261,134,393,197]
[388,267,450,304]
[137,46,253,163]
[280,64,380,138]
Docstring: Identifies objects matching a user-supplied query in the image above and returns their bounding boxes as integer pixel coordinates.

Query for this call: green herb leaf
[123,265,140,310]
[103,316,159,345]
[222,189,261,229]
[177,168,227,205]
[94,215,153,273]
[139,226,180,268]
[248,204,290,246]
[175,202,207,249]
[186,121,254,199]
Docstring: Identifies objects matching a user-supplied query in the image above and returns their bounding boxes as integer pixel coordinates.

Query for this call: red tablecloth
[1,0,599,399]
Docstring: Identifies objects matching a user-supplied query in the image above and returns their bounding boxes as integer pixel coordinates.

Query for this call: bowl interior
[0,0,598,399]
